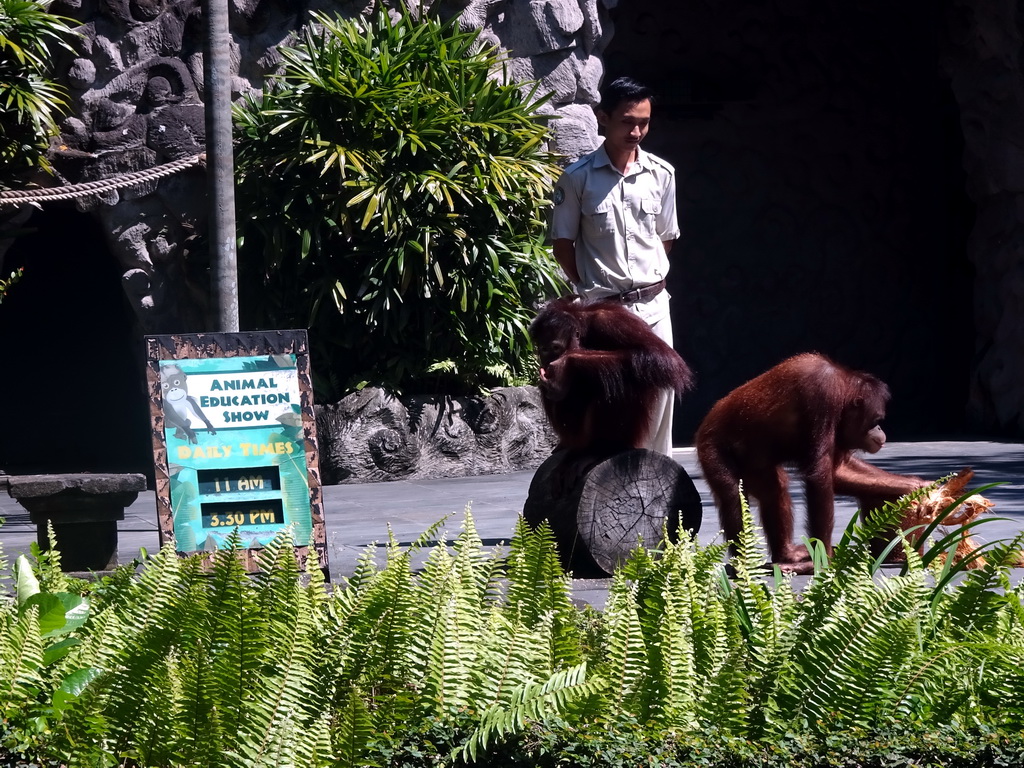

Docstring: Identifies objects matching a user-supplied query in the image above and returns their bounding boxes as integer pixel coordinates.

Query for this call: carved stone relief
[315,386,557,484]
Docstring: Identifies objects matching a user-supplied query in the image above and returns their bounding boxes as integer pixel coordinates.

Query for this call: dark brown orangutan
[529,297,694,455]
[695,353,923,573]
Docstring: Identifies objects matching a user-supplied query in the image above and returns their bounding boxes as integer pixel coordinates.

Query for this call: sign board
[144,331,328,576]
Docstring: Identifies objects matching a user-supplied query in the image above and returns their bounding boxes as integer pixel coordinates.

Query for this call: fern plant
[43,532,333,768]
[328,514,596,765]
[3,498,1024,767]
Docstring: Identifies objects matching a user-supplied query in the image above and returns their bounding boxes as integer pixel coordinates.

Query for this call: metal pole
[204,0,239,332]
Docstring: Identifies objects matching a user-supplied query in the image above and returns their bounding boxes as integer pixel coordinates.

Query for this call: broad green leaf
[42,636,81,666]
[52,667,103,714]
[21,592,89,638]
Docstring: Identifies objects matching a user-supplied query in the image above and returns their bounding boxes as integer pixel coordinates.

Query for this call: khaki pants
[644,311,675,458]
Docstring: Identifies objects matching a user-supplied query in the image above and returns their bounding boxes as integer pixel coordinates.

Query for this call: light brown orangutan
[695,353,924,573]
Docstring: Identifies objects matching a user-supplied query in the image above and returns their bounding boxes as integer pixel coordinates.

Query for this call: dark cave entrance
[0,206,152,475]
[603,0,975,442]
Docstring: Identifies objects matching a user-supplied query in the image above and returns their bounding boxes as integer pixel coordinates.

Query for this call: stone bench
[5,473,147,572]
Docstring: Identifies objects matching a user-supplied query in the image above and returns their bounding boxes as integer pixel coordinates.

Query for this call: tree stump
[523,449,703,578]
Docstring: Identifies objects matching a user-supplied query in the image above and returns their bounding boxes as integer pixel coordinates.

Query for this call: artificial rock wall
[5,0,1024,479]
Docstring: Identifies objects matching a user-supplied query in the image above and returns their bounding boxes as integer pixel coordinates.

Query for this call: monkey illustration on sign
[160,364,217,443]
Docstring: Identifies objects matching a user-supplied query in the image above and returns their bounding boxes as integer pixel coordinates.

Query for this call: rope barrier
[0,153,204,207]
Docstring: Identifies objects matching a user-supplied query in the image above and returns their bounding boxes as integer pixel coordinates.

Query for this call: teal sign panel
[145,332,327,575]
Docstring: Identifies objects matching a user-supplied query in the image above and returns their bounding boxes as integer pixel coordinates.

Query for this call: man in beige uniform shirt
[550,77,680,456]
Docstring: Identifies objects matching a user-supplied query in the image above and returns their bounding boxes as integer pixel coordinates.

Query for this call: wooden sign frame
[144,330,328,577]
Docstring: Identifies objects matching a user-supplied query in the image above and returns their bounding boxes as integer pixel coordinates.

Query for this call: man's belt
[613,280,666,304]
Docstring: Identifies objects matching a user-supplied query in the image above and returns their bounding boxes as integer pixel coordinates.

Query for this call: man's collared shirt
[550,142,680,324]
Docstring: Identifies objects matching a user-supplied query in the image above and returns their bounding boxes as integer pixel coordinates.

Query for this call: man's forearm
[552,239,580,284]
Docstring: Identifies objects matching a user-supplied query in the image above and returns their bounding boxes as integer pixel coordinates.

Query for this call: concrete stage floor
[2,440,1022,606]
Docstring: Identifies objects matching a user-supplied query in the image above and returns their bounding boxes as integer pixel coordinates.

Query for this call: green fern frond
[492,522,570,676]
[31,522,71,593]
[483,362,514,385]
[333,685,374,768]
[117,649,190,767]
[226,572,331,767]
[52,606,121,737]
[504,518,577,649]
[835,481,935,574]
[732,483,768,573]
[451,507,495,601]
[720,500,801,733]
[685,546,734,680]
[418,563,485,712]
[696,644,751,735]
[304,545,329,598]
[68,545,200,755]
[254,527,302,586]
[888,641,983,724]
[743,575,801,734]
[460,662,599,762]
[728,534,780,645]
[600,569,649,717]
[112,542,187,629]
[780,568,928,730]
[628,540,698,728]
[929,532,1024,639]
[326,537,417,686]
[205,535,268,736]
[343,543,384,594]
[370,524,472,711]
[470,611,555,709]
[0,605,45,717]
[406,515,452,554]
[784,546,863,658]
[425,359,458,374]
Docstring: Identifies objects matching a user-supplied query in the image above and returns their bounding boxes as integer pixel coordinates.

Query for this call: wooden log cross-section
[523,449,704,578]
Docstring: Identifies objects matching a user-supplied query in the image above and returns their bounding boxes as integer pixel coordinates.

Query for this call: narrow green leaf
[15,555,40,607]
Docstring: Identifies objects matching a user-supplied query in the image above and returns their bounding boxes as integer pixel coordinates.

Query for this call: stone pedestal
[6,473,147,572]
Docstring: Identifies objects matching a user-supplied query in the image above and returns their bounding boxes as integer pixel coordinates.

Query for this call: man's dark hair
[598,77,656,114]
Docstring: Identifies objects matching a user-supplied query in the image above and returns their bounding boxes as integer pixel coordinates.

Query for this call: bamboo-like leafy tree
[0,0,76,189]
[234,6,565,400]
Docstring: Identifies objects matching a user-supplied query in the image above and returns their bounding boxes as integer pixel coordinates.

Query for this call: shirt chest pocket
[640,198,661,216]
[638,197,661,235]
[583,197,615,216]
[582,197,616,238]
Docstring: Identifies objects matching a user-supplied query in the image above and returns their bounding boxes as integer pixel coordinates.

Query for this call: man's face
[597,98,652,156]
